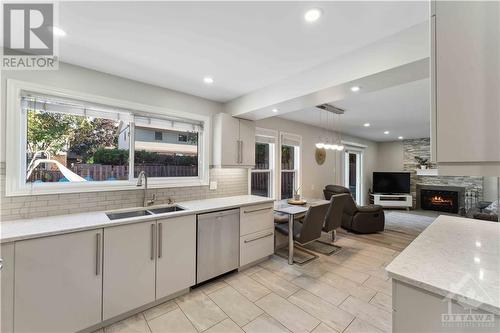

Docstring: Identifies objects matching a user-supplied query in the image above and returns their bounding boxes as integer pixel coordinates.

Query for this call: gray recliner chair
[323,185,385,234]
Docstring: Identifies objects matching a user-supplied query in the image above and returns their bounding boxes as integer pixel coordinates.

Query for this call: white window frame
[249,146,275,199]
[5,79,210,196]
[279,132,301,200]
[249,128,277,199]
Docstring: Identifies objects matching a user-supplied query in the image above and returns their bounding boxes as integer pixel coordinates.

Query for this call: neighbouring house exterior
[118,126,198,156]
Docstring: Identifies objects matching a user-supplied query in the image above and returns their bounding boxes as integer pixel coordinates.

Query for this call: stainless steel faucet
[136,171,156,207]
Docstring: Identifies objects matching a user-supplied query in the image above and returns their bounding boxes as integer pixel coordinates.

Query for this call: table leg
[288,214,294,265]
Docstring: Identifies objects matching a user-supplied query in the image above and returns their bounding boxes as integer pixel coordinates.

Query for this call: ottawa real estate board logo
[2,2,59,70]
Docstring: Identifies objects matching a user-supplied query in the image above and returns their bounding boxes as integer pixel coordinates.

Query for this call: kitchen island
[386,215,500,332]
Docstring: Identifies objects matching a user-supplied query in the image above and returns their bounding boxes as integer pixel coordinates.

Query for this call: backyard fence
[28,164,198,182]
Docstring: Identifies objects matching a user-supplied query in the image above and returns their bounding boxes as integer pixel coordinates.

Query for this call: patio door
[344,150,363,204]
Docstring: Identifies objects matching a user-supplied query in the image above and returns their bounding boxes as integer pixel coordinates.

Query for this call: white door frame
[343,148,364,204]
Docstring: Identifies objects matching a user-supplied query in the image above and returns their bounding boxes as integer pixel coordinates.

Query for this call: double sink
[106,205,186,220]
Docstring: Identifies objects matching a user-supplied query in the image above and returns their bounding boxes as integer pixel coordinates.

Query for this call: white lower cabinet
[239,203,274,267]
[103,222,156,320]
[156,215,196,299]
[14,230,103,333]
[240,228,274,267]
[1,243,15,333]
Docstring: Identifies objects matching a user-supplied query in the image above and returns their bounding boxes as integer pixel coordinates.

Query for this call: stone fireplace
[416,184,465,214]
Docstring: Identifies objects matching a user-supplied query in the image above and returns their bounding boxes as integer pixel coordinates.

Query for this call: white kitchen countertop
[386,215,500,315]
[0,195,274,243]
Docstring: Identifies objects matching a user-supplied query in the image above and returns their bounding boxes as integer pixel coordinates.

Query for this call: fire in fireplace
[420,189,459,213]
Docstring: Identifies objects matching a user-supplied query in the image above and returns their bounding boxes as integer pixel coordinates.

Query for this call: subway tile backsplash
[0,163,248,222]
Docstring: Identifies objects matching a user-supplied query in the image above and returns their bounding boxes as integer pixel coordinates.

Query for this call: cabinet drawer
[240,228,274,267]
[240,203,273,236]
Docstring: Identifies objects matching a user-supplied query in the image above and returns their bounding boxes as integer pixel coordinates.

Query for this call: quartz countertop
[386,215,500,315]
[0,195,274,243]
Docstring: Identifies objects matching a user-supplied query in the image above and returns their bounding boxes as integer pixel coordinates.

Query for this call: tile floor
[98,235,400,333]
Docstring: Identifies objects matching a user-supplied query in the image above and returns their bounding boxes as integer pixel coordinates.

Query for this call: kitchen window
[280,132,301,199]
[250,128,277,198]
[6,80,209,195]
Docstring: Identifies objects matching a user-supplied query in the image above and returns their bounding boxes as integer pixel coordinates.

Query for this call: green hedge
[93,148,197,166]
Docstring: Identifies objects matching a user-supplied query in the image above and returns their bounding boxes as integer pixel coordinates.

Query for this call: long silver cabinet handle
[236,140,241,164]
[95,233,101,276]
[158,223,162,259]
[0,258,3,270]
[240,141,244,163]
[244,232,274,243]
[151,224,156,260]
[243,206,272,214]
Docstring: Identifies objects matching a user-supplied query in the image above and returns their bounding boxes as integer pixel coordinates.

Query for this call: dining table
[273,198,330,265]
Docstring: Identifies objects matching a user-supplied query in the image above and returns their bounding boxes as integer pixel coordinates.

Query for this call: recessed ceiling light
[304,8,322,22]
[363,123,370,127]
[272,108,278,113]
[203,77,214,84]
[351,86,361,92]
[52,26,66,36]
[398,136,404,140]
[384,131,390,135]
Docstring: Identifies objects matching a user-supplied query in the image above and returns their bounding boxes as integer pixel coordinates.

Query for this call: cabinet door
[103,222,156,320]
[1,243,14,333]
[156,215,196,299]
[435,1,500,163]
[219,113,240,166]
[239,119,256,167]
[240,228,274,267]
[14,230,102,333]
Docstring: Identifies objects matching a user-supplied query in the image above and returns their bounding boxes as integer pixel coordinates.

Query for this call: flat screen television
[373,172,410,194]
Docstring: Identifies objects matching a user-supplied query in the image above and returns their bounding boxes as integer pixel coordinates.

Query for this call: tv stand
[370,193,412,210]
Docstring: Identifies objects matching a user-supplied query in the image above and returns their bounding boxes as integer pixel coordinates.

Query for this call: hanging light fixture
[336,113,344,151]
[315,104,345,150]
[316,108,326,149]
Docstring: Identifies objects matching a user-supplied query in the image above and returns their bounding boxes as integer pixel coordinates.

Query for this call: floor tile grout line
[340,316,357,333]
[285,290,350,333]
[174,304,200,333]
[204,284,255,330]
[141,312,153,333]
[174,293,227,333]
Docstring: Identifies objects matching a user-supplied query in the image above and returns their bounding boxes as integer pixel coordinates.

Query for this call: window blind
[21,93,133,122]
[256,127,277,144]
[134,115,203,132]
[281,132,301,147]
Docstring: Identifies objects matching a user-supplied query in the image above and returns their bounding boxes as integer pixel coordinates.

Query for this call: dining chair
[274,202,329,264]
[303,194,348,255]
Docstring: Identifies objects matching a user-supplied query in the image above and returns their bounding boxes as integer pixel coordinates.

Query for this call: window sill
[5,178,209,197]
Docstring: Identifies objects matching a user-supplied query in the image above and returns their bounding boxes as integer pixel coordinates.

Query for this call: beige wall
[255,117,378,205]
[377,141,404,171]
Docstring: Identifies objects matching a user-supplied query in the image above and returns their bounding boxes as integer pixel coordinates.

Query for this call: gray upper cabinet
[212,113,255,168]
[432,1,500,175]
[14,230,103,333]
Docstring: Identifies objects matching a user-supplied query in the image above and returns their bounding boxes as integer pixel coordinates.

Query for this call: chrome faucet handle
[167,197,174,205]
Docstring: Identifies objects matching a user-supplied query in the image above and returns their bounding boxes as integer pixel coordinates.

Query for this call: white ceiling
[280,78,430,142]
[58,1,429,102]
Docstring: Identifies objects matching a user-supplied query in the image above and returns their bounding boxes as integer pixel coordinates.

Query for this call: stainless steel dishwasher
[196,208,240,284]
